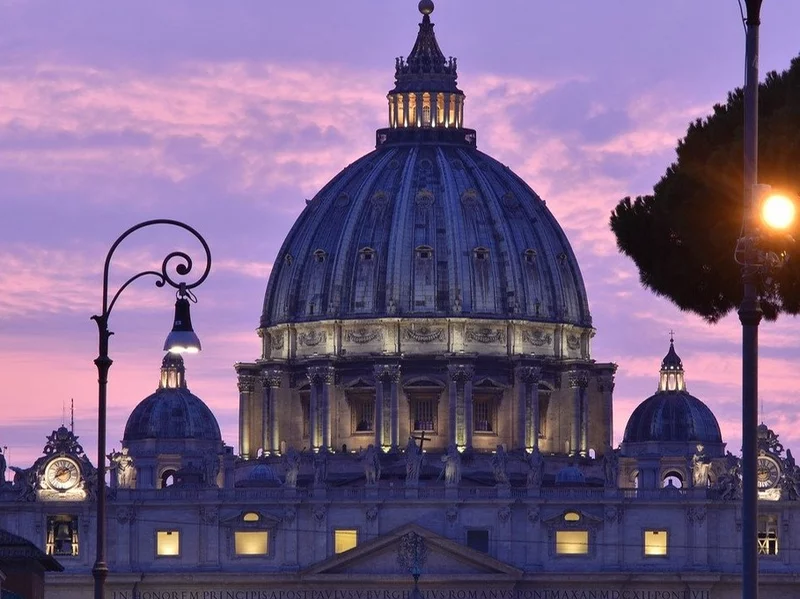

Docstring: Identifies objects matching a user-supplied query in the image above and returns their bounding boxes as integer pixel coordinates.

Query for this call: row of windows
[347,397,503,434]
[45,514,783,560]
[307,247,539,264]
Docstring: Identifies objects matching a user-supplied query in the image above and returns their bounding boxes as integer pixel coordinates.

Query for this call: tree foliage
[610,55,800,322]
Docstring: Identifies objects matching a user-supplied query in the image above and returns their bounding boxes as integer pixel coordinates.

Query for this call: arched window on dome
[421,92,432,127]
[524,249,537,265]
[354,248,377,313]
[436,92,446,126]
[471,246,496,313]
[313,249,327,264]
[413,245,435,311]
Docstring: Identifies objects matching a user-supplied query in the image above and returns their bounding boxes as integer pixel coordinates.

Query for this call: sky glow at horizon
[2,1,800,473]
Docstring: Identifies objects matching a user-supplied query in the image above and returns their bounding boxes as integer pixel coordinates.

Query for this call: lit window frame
[757,514,780,557]
[45,514,80,558]
[547,510,597,558]
[155,529,181,558]
[234,530,270,557]
[554,530,590,556]
[643,529,669,557]
[334,528,359,554]
[226,511,277,560]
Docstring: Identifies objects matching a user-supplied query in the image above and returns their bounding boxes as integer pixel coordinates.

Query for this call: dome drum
[260,318,594,362]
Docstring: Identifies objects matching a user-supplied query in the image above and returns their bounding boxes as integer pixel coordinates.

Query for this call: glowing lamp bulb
[761,194,795,230]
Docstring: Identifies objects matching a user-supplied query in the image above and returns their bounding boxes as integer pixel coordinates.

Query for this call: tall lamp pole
[740,2,762,598]
[91,219,211,599]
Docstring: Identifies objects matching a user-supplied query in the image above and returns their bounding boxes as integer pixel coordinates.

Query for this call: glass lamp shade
[163,297,202,354]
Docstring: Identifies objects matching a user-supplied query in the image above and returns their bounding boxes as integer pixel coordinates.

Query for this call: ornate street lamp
[91,219,211,599]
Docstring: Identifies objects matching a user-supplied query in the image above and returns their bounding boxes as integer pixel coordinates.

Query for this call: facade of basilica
[2,2,800,598]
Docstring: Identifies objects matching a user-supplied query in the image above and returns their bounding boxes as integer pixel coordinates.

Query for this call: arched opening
[663,471,684,489]
[161,469,176,489]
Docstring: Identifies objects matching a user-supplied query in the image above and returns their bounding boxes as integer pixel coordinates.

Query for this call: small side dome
[555,465,585,485]
[237,463,281,488]
[123,354,221,442]
[622,338,723,454]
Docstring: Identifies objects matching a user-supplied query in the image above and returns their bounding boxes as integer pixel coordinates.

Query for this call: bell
[55,522,71,541]
[163,296,202,354]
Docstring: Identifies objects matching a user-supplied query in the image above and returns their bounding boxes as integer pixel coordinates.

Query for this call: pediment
[302,523,522,582]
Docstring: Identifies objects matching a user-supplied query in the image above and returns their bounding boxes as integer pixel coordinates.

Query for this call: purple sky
[3,1,800,473]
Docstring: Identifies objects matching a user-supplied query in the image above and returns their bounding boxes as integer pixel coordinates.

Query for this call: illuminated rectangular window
[644,530,668,556]
[156,531,180,556]
[46,515,79,557]
[473,398,494,432]
[235,531,269,556]
[555,530,589,555]
[334,529,358,554]
[351,394,375,433]
[758,515,779,556]
[412,398,436,432]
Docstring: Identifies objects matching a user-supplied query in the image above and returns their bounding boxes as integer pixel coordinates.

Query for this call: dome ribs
[261,145,592,328]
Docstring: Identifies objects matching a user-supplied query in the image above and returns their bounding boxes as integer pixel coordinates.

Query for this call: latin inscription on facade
[111,589,712,599]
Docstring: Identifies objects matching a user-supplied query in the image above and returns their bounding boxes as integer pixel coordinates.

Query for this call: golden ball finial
[418,0,434,16]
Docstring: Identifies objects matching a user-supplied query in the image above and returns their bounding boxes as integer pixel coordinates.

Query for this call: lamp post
[739,2,762,598]
[91,219,211,599]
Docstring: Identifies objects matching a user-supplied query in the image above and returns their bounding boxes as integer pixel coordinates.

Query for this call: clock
[45,457,81,491]
[757,455,781,491]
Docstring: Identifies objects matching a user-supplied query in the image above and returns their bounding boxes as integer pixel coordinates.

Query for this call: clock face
[45,458,81,491]
[757,456,781,490]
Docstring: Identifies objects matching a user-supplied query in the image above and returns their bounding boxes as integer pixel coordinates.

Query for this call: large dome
[123,354,221,442]
[260,6,590,330]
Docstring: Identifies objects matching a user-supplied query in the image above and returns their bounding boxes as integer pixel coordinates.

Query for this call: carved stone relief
[566,334,581,351]
[345,327,383,345]
[522,329,552,347]
[298,330,326,347]
[465,327,506,344]
[403,325,445,343]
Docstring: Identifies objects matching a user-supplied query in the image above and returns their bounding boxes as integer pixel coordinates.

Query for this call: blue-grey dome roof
[123,354,221,442]
[260,6,590,330]
[261,145,590,327]
[622,392,722,445]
